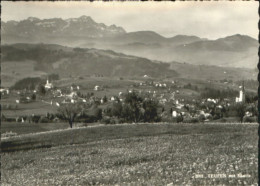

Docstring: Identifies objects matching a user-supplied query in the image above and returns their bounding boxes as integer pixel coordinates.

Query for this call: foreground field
[1,123,258,185]
[1,122,69,135]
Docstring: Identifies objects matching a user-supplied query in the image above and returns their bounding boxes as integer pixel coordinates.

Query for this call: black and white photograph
[1,1,258,185]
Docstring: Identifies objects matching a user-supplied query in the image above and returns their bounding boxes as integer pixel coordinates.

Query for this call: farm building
[0,88,9,95]
[94,85,101,91]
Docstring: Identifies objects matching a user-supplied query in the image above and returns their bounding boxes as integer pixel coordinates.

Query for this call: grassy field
[1,122,69,135]
[1,60,47,87]
[1,123,258,185]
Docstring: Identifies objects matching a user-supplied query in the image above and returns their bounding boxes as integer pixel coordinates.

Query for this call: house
[160,98,167,104]
[0,88,9,95]
[55,89,63,97]
[67,92,77,98]
[94,85,100,91]
[172,111,178,117]
[71,85,80,91]
[62,99,71,104]
[207,98,216,104]
[176,104,184,109]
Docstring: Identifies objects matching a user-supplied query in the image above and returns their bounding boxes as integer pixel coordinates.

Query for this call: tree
[143,99,160,122]
[235,103,246,123]
[11,77,42,90]
[38,84,46,95]
[103,95,108,103]
[111,102,123,118]
[124,92,143,123]
[57,103,82,128]
[31,93,36,101]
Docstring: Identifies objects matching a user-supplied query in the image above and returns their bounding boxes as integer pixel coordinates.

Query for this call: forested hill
[2,43,177,78]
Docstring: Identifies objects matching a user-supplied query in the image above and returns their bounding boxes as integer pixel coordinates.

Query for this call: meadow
[1,60,47,87]
[1,123,258,185]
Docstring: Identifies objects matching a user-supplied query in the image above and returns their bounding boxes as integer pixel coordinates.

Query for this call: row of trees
[104,92,160,123]
[11,74,59,91]
[57,92,160,128]
[201,87,237,99]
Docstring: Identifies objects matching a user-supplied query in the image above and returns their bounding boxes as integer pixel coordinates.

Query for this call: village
[1,75,257,125]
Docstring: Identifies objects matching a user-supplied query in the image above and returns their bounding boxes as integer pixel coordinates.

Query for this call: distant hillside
[170,34,258,68]
[2,16,257,69]
[2,43,257,88]
[1,43,178,80]
[170,61,257,81]
[108,34,258,68]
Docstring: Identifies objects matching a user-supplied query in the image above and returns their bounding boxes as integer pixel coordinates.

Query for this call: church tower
[241,81,245,103]
[236,81,245,103]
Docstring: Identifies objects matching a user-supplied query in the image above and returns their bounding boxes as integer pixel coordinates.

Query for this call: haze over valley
[2,16,258,70]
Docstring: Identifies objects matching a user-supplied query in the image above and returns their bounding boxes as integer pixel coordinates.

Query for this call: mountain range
[1,16,258,69]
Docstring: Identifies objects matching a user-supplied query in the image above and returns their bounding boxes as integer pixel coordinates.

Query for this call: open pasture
[1,122,69,136]
[55,76,138,90]
[1,60,47,87]
[1,123,258,185]
[2,100,57,118]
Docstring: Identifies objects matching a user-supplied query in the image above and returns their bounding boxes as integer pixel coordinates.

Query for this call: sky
[2,1,258,39]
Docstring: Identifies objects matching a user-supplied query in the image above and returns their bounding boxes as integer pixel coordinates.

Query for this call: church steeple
[235,80,246,103]
[242,81,245,92]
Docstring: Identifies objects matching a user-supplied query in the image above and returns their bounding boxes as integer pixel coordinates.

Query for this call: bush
[32,115,41,123]
[213,114,221,120]
[38,116,50,123]
[243,116,257,123]
[176,115,183,123]
[101,116,115,125]
[199,114,206,121]
[5,118,16,122]
[183,117,199,123]
[11,77,43,90]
